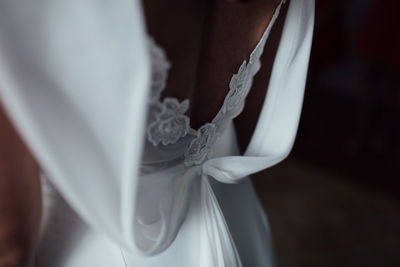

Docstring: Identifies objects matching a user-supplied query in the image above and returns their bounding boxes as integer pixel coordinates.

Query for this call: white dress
[0,0,314,266]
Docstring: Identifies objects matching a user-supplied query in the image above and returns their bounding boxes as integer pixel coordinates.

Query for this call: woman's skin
[0,104,42,267]
[0,0,286,265]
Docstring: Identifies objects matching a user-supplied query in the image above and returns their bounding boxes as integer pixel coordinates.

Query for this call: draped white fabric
[0,0,151,253]
[0,0,314,266]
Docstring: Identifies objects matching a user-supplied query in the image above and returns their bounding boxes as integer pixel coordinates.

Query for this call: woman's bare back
[142,0,286,151]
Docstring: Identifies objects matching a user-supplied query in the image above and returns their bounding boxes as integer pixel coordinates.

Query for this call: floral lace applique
[184,123,218,166]
[147,38,192,146]
[148,98,190,146]
[225,62,251,114]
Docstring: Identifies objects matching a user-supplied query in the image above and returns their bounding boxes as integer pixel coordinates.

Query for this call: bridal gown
[0,0,314,266]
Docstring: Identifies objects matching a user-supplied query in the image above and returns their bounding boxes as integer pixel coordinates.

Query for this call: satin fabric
[0,0,314,266]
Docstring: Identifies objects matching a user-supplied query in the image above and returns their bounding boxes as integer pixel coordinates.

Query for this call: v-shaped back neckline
[146,0,286,166]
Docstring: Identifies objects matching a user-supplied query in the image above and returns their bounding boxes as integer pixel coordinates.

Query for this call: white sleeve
[0,0,151,253]
[203,0,315,183]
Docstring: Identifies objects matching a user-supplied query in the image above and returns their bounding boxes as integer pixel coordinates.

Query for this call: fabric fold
[200,175,243,267]
[0,0,151,254]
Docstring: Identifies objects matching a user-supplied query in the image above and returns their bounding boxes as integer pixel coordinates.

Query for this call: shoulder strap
[184,0,287,166]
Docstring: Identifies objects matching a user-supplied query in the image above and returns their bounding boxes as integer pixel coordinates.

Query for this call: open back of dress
[0,0,314,266]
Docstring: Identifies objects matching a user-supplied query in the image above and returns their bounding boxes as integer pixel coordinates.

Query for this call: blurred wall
[292,0,400,196]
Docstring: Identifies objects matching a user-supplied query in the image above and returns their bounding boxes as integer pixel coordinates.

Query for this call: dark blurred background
[254,0,400,266]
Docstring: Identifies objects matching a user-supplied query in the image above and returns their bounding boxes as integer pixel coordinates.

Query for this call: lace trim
[147,38,192,146]
[185,0,285,166]
[146,0,285,166]
[148,37,171,104]
[184,123,218,166]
